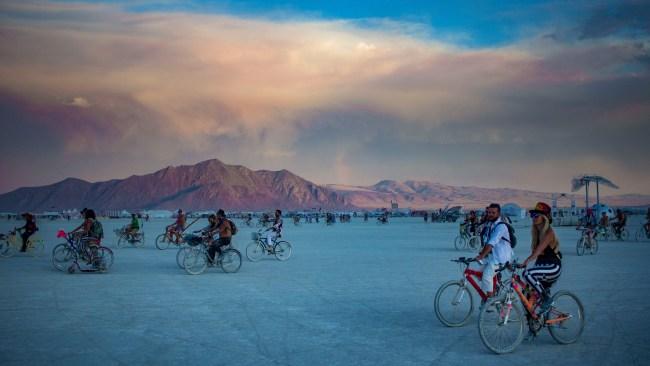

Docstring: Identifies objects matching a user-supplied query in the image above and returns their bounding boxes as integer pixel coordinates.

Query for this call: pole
[585,181,589,212]
[596,181,600,207]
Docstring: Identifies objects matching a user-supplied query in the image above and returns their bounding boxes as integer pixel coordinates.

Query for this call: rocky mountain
[0,159,349,211]
[1,160,648,212]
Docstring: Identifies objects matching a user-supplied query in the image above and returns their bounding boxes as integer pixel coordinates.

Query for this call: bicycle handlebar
[451,257,475,265]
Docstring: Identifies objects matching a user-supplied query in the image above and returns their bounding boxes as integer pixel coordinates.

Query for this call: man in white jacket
[474,203,513,299]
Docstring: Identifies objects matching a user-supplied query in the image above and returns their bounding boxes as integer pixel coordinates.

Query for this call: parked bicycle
[245,230,292,262]
[454,224,480,251]
[114,226,145,248]
[182,239,242,275]
[434,257,508,327]
[477,259,584,354]
[51,230,114,273]
[0,230,45,258]
[576,228,598,256]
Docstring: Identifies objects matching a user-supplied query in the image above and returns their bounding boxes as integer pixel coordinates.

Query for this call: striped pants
[523,262,562,295]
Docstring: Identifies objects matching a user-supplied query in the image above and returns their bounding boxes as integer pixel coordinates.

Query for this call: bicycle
[593,225,610,241]
[0,230,45,258]
[245,230,292,262]
[477,259,585,354]
[182,240,242,275]
[434,257,508,327]
[114,226,145,248]
[454,224,481,251]
[635,225,650,241]
[576,228,598,256]
[611,224,629,241]
[175,234,206,269]
[155,228,186,250]
[51,230,114,273]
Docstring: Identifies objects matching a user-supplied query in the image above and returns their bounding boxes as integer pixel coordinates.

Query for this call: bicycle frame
[506,268,571,325]
[462,265,500,302]
[56,230,97,261]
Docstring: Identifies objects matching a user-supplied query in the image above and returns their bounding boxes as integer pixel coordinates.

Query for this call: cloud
[0,1,649,194]
[64,97,91,108]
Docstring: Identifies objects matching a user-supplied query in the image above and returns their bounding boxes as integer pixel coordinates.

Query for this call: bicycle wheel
[620,229,629,241]
[454,236,467,251]
[246,241,265,262]
[117,235,127,248]
[590,238,599,255]
[547,290,585,344]
[434,280,474,327]
[219,249,242,273]
[136,232,146,248]
[52,243,76,272]
[274,241,292,261]
[183,248,207,275]
[0,239,9,257]
[478,294,525,354]
[94,247,114,272]
[468,236,481,251]
[176,247,192,269]
[576,238,585,256]
[155,234,170,250]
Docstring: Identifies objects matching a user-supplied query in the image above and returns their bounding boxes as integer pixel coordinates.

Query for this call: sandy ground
[1,216,649,366]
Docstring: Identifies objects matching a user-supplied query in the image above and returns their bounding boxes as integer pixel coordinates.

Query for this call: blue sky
[1,0,649,195]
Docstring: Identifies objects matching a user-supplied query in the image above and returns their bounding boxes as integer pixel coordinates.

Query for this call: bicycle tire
[117,235,126,248]
[434,280,474,327]
[576,238,585,256]
[454,236,466,251]
[620,229,629,241]
[51,243,75,272]
[155,234,170,250]
[183,248,207,275]
[95,247,114,272]
[590,238,599,255]
[176,247,191,269]
[477,294,525,354]
[274,241,292,261]
[547,290,585,344]
[219,249,242,273]
[246,241,265,262]
[468,236,481,251]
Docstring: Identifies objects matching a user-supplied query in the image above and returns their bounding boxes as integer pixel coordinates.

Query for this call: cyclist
[468,210,478,235]
[127,213,140,240]
[577,208,596,240]
[474,203,513,301]
[206,210,233,264]
[611,209,627,237]
[16,213,38,252]
[522,202,562,312]
[266,209,283,250]
[166,209,186,244]
[71,209,103,265]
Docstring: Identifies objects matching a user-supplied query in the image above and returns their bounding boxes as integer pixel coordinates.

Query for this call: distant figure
[467,211,477,235]
[128,213,140,240]
[267,210,283,247]
[166,209,186,244]
[424,212,429,222]
[16,213,38,252]
[611,209,627,237]
[644,208,650,236]
[364,212,369,222]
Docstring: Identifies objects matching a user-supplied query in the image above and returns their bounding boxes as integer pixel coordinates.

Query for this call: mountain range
[0,158,648,212]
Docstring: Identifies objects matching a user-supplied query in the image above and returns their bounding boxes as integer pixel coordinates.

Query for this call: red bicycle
[434,257,508,327]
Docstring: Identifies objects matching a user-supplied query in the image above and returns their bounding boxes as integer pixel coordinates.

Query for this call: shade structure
[570,175,619,209]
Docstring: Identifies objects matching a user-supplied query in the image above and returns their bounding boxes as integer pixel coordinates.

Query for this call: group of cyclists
[577,207,634,240]
[470,202,560,312]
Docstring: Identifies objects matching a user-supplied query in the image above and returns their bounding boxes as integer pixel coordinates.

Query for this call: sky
[0,0,649,195]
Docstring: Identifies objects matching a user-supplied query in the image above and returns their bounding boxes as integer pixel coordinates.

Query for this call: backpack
[90,219,104,239]
[228,219,238,235]
[495,221,517,248]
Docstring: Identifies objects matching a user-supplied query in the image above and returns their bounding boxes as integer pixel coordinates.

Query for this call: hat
[529,202,551,217]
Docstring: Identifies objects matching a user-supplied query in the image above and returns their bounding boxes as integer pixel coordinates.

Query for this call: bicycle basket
[184,234,202,247]
[251,232,260,240]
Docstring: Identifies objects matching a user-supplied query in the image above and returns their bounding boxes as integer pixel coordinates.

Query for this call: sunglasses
[531,212,542,218]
